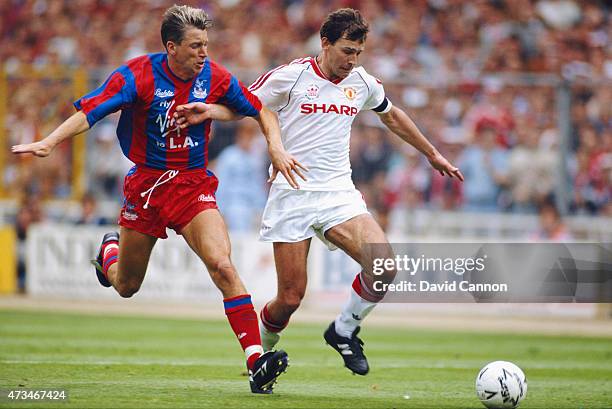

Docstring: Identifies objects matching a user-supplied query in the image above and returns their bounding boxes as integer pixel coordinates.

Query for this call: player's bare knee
[363,245,396,283]
[209,258,238,288]
[116,282,141,298]
[278,290,304,312]
[364,265,397,282]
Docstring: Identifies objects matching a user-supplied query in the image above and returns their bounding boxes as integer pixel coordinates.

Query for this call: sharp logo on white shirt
[300,103,358,116]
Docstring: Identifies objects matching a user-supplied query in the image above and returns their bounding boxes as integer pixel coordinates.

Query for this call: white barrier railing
[21,223,606,320]
[388,209,612,241]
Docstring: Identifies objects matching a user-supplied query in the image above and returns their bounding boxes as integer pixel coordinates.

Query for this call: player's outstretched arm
[11,111,90,157]
[173,102,241,128]
[379,106,464,181]
[255,106,308,190]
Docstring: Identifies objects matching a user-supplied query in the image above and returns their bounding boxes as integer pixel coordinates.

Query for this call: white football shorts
[259,186,370,250]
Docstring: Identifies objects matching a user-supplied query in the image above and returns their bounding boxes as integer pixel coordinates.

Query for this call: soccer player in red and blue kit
[11,4,306,394]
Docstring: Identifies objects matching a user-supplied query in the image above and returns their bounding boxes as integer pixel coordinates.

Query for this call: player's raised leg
[259,239,310,351]
[323,214,396,375]
[181,209,288,393]
[92,226,157,298]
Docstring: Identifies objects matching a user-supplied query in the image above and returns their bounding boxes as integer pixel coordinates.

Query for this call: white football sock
[334,287,378,338]
[259,320,280,352]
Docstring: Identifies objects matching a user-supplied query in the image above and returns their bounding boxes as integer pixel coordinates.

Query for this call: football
[475,361,528,408]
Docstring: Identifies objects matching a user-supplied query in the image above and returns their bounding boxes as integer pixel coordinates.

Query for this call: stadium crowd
[2,0,610,231]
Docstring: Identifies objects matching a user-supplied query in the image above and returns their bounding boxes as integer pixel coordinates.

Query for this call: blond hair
[161,5,212,48]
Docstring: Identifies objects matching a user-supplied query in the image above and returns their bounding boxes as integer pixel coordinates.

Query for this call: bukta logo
[198,194,215,203]
[122,210,138,221]
[155,88,174,98]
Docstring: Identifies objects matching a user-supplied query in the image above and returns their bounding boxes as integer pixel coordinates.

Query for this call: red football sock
[101,242,119,279]
[223,295,263,370]
[260,303,289,333]
[352,272,385,303]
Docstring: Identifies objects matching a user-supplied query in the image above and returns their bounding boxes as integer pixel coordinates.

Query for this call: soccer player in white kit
[173,8,463,375]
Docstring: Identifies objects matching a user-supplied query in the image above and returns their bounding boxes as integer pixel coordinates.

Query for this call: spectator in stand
[463,81,515,148]
[385,147,430,211]
[580,152,612,214]
[14,192,45,292]
[507,120,556,213]
[534,201,573,241]
[75,192,110,226]
[88,121,133,199]
[352,124,393,187]
[214,120,267,232]
[458,121,509,212]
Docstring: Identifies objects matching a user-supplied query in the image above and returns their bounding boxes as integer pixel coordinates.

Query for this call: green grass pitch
[1,309,611,408]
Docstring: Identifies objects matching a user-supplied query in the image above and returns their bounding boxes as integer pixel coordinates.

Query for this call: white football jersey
[249,57,392,190]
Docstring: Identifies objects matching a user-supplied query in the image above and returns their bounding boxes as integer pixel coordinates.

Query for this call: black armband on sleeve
[372,97,390,113]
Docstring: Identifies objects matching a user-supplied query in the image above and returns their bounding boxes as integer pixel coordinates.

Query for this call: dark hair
[161,5,212,48]
[320,8,369,45]
[538,197,561,218]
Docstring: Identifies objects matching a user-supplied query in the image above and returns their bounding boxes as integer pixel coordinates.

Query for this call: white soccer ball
[475,361,527,408]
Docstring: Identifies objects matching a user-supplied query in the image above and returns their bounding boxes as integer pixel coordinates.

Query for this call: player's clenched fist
[173,102,221,128]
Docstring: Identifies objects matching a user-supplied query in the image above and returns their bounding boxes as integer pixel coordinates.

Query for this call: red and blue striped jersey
[74,53,262,170]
